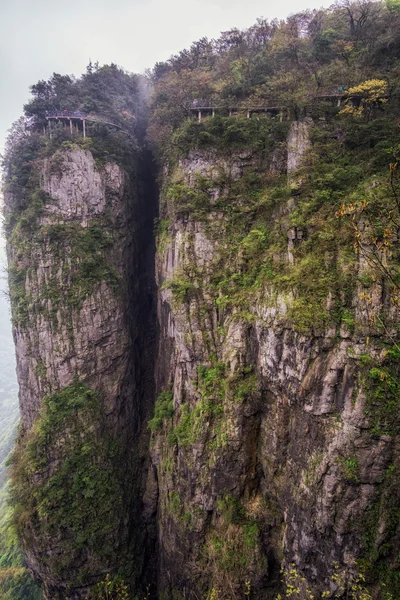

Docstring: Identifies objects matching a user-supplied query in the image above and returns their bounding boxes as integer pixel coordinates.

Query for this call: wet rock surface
[5,122,400,599]
[151,122,400,598]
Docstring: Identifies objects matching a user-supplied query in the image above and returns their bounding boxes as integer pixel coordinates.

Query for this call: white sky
[0,0,334,150]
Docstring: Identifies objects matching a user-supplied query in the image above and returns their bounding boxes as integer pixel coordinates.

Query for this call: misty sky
[0,0,334,151]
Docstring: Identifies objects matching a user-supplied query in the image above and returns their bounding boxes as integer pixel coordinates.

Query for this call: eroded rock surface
[150,122,400,599]
[5,148,142,599]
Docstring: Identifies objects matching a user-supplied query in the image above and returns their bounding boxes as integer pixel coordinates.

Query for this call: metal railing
[189,91,347,110]
[46,111,88,119]
[46,111,127,127]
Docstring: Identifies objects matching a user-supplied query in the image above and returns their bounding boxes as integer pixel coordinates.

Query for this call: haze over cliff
[0,237,18,484]
[2,1,400,598]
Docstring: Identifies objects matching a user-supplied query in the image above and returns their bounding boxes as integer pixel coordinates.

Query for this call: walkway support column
[83,119,86,138]
[70,119,73,136]
[198,110,202,123]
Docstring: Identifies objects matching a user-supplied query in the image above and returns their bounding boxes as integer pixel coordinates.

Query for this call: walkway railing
[31,111,136,139]
[46,112,128,129]
[188,92,348,121]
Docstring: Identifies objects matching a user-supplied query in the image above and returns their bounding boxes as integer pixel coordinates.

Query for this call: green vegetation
[203,495,265,599]
[168,362,226,447]
[355,349,400,596]
[0,484,42,600]
[229,367,257,404]
[2,64,139,329]
[148,389,174,432]
[158,104,400,332]
[360,346,400,437]
[338,456,360,482]
[41,222,120,308]
[9,380,129,591]
[277,562,372,600]
[154,218,172,255]
[154,115,400,336]
[148,0,400,157]
[169,116,290,160]
[146,3,400,598]
[167,491,184,519]
[24,64,138,133]
[88,573,131,600]
[4,136,125,327]
[7,217,121,327]
[166,362,257,457]
[360,464,400,597]
[1,64,140,599]
[0,244,41,600]
[3,2,400,598]
[147,0,400,336]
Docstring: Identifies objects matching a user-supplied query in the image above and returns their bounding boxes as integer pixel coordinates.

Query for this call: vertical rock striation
[4,112,400,599]
[151,120,400,598]
[10,149,135,429]
[5,145,145,598]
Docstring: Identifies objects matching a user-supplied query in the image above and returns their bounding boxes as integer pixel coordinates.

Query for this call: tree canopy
[147,0,400,154]
[24,63,139,131]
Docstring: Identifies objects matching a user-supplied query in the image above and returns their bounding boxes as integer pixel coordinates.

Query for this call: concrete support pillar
[48,120,52,139]
[212,108,215,117]
[229,109,232,117]
[280,110,283,122]
[198,110,202,123]
[83,119,86,138]
[70,119,73,136]
[247,109,250,119]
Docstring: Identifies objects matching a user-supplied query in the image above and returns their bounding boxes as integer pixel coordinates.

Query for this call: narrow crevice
[132,132,160,593]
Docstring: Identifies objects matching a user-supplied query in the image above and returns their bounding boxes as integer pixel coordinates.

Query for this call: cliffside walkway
[45,111,134,138]
[189,93,347,122]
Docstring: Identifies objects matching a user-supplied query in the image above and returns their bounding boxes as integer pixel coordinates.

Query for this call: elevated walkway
[189,93,348,122]
[38,112,134,138]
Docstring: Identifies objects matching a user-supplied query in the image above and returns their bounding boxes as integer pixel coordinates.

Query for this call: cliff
[3,8,400,597]
[4,133,157,598]
[150,117,400,599]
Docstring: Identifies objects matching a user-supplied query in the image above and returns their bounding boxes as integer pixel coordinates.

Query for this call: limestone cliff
[4,140,156,598]
[150,119,400,599]
[4,112,400,600]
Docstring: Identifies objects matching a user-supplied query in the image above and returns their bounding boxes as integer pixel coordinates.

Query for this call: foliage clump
[148,389,174,432]
[339,79,388,119]
[148,0,400,157]
[0,484,42,600]
[203,495,266,599]
[24,63,138,133]
[9,380,128,590]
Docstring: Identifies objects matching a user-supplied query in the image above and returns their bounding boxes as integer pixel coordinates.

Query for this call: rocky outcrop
[5,118,399,600]
[5,147,147,598]
[10,149,135,430]
[150,121,400,598]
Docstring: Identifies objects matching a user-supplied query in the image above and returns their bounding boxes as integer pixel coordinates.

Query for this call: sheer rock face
[287,118,312,175]
[10,149,135,431]
[151,121,399,598]
[6,148,140,598]
[5,121,399,599]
